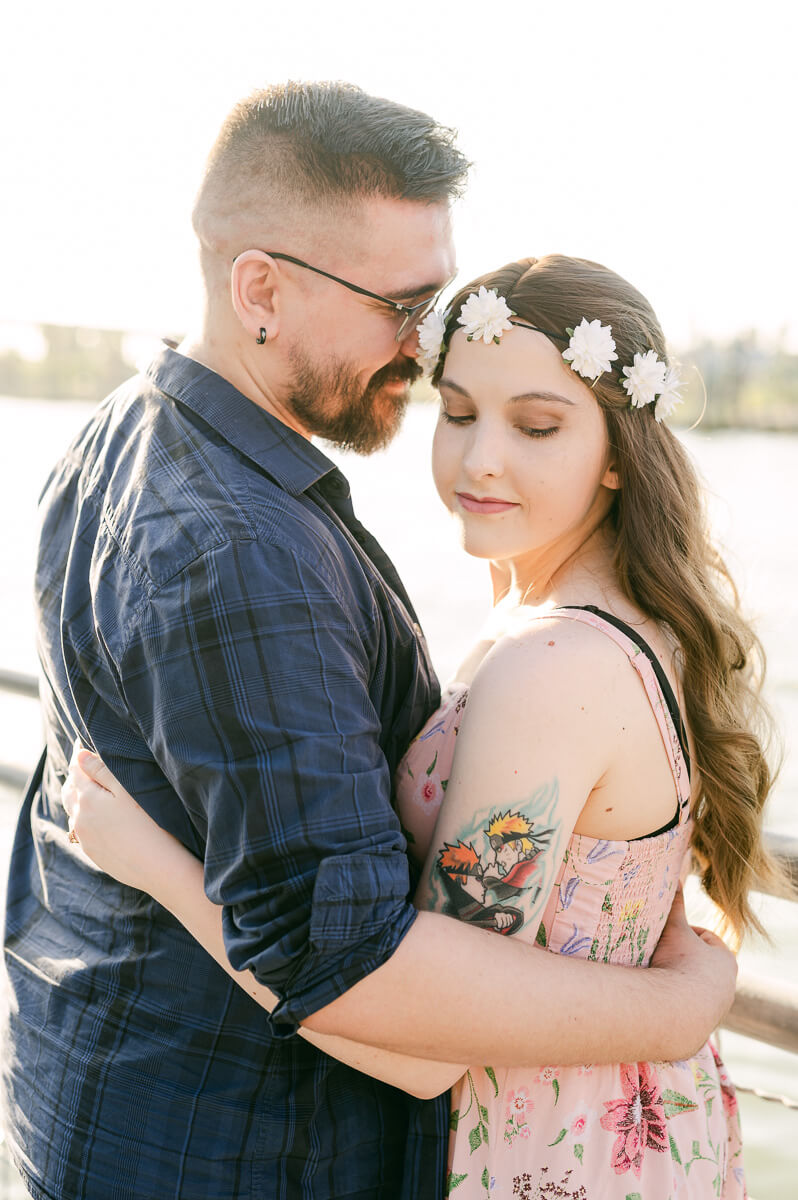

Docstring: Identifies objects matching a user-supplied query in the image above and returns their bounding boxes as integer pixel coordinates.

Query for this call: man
[1,82,736,1199]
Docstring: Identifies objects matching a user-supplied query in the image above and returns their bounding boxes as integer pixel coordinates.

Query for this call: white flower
[562,318,618,381]
[416,309,446,376]
[654,366,684,422]
[622,349,668,409]
[457,286,514,345]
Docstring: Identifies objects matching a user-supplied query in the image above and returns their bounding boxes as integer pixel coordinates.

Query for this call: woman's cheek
[431,424,456,511]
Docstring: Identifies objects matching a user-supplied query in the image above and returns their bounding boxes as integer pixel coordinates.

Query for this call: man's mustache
[369,359,423,390]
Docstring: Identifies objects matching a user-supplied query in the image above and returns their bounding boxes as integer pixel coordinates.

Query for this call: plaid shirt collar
[146,344,341,498]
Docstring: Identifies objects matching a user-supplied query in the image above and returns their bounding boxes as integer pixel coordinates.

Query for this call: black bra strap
[559,605,691,784]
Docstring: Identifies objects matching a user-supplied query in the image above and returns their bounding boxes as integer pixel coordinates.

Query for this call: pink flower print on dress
[562,1104,597,1139]
[569,1112,588,1138]
[506,1086,533,1119]
[599,1062,668,1177]
[504,1087,534,1145]
[563,1104,597,1164]
[413,771,444,810]
[534,1064,561,1104]
[710,1042,739,1116]
[719,1076,739,1117]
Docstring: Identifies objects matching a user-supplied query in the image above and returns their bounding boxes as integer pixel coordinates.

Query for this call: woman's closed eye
[517,424,559,440]
[440,408,474,426]
[440,408,559,439]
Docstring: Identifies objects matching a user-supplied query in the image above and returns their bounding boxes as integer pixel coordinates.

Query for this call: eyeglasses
[242,250,454,342]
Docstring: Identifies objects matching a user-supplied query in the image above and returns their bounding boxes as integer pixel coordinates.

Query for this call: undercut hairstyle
[195,80,469,243]
[441,255,787,941]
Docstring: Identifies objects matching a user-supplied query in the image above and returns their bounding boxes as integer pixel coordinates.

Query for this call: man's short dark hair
[201,80,470,214]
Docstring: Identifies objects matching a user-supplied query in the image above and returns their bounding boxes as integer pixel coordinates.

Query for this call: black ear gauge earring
[256,328,268,344]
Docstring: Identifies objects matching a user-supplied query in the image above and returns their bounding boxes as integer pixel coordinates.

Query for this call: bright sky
[2,0,796,350]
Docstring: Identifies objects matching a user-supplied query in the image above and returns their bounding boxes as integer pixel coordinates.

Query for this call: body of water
[0,395,796,1198]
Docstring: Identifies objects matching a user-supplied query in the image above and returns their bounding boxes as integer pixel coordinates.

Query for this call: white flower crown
[417,294,683,423]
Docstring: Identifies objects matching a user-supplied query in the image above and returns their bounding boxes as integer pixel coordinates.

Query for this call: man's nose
[397,323,421,358]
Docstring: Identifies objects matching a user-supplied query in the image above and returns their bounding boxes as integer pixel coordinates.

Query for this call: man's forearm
[302,909,734,1066]
[154,844,465,1098]
[67,746,734,1072]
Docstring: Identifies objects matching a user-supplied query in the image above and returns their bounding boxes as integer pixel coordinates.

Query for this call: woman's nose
[462,424,504,479]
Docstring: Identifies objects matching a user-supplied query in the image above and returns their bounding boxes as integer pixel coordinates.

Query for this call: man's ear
[230,250,281,341]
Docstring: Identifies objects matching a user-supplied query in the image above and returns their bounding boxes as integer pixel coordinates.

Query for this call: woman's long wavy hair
[436,254,784,940]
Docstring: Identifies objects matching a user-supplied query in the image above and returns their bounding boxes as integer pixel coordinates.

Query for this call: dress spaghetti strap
[553,605,692,821]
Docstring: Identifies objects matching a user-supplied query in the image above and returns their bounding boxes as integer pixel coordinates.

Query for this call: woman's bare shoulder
[470,610,632,704]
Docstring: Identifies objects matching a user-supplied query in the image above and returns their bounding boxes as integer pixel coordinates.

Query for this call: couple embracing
[2,81,777,1199]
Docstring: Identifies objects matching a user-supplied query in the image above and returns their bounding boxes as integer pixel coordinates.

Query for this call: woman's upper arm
[414,619,618,943]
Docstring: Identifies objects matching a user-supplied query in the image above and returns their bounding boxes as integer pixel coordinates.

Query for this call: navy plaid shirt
[2,347,448,1199]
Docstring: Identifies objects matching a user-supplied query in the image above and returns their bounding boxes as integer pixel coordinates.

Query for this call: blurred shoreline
[2,321,798,430]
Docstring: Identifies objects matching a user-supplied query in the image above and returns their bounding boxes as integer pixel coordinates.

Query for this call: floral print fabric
[395,610,745,1198]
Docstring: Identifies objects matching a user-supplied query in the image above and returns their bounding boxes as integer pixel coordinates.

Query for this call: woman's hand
[61,746,178,893]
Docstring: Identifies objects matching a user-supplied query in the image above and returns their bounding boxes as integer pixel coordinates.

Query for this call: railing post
[722,972,798,1056]
[0,670,38,700]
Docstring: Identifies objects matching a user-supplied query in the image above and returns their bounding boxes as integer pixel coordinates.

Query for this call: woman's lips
[456,492,520,515]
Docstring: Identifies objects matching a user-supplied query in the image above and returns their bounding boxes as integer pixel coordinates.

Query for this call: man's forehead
[320,196,456,294]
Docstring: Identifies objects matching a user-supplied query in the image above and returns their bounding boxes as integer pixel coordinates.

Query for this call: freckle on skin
[547,640,555,647]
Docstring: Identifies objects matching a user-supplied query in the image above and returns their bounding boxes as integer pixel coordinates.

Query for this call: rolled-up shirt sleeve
[119,533,418,1034]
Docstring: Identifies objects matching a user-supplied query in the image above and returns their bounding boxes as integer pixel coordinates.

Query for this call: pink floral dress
[395,608,745,1199]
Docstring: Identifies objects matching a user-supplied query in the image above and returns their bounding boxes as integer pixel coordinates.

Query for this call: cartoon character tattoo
[436,840,523,933]
[434,782,559,936]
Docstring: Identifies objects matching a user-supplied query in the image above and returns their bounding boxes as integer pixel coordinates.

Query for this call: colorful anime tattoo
[430,779,560,936]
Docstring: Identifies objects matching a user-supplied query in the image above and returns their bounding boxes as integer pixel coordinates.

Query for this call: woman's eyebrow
[439,380,575,407]
[509,391,575,406]
[438,378,471,397]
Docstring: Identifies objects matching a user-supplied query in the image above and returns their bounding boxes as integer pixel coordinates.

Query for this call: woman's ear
[230,250,281,342]
[601,459,621,491]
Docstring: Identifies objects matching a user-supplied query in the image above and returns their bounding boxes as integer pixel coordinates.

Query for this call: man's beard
[286,345,421,455]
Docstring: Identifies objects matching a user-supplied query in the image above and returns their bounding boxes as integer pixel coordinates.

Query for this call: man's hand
[650,885,738,1058]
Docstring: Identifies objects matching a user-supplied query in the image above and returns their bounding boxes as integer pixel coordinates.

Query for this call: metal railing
[2,668,797,1062]
[0,670,38,699]
[0,670,38,789]
[721,830,798,1061]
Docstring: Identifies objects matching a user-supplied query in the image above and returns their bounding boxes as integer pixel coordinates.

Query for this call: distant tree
[0,324,133,401]
[676,332,798,429]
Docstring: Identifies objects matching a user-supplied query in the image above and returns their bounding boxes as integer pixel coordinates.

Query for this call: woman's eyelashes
[517,425,559,439]
[439,409,473,426]
[440,409,559,439]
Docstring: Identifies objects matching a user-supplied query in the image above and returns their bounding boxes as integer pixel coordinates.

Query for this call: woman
[65,255,780,1196]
